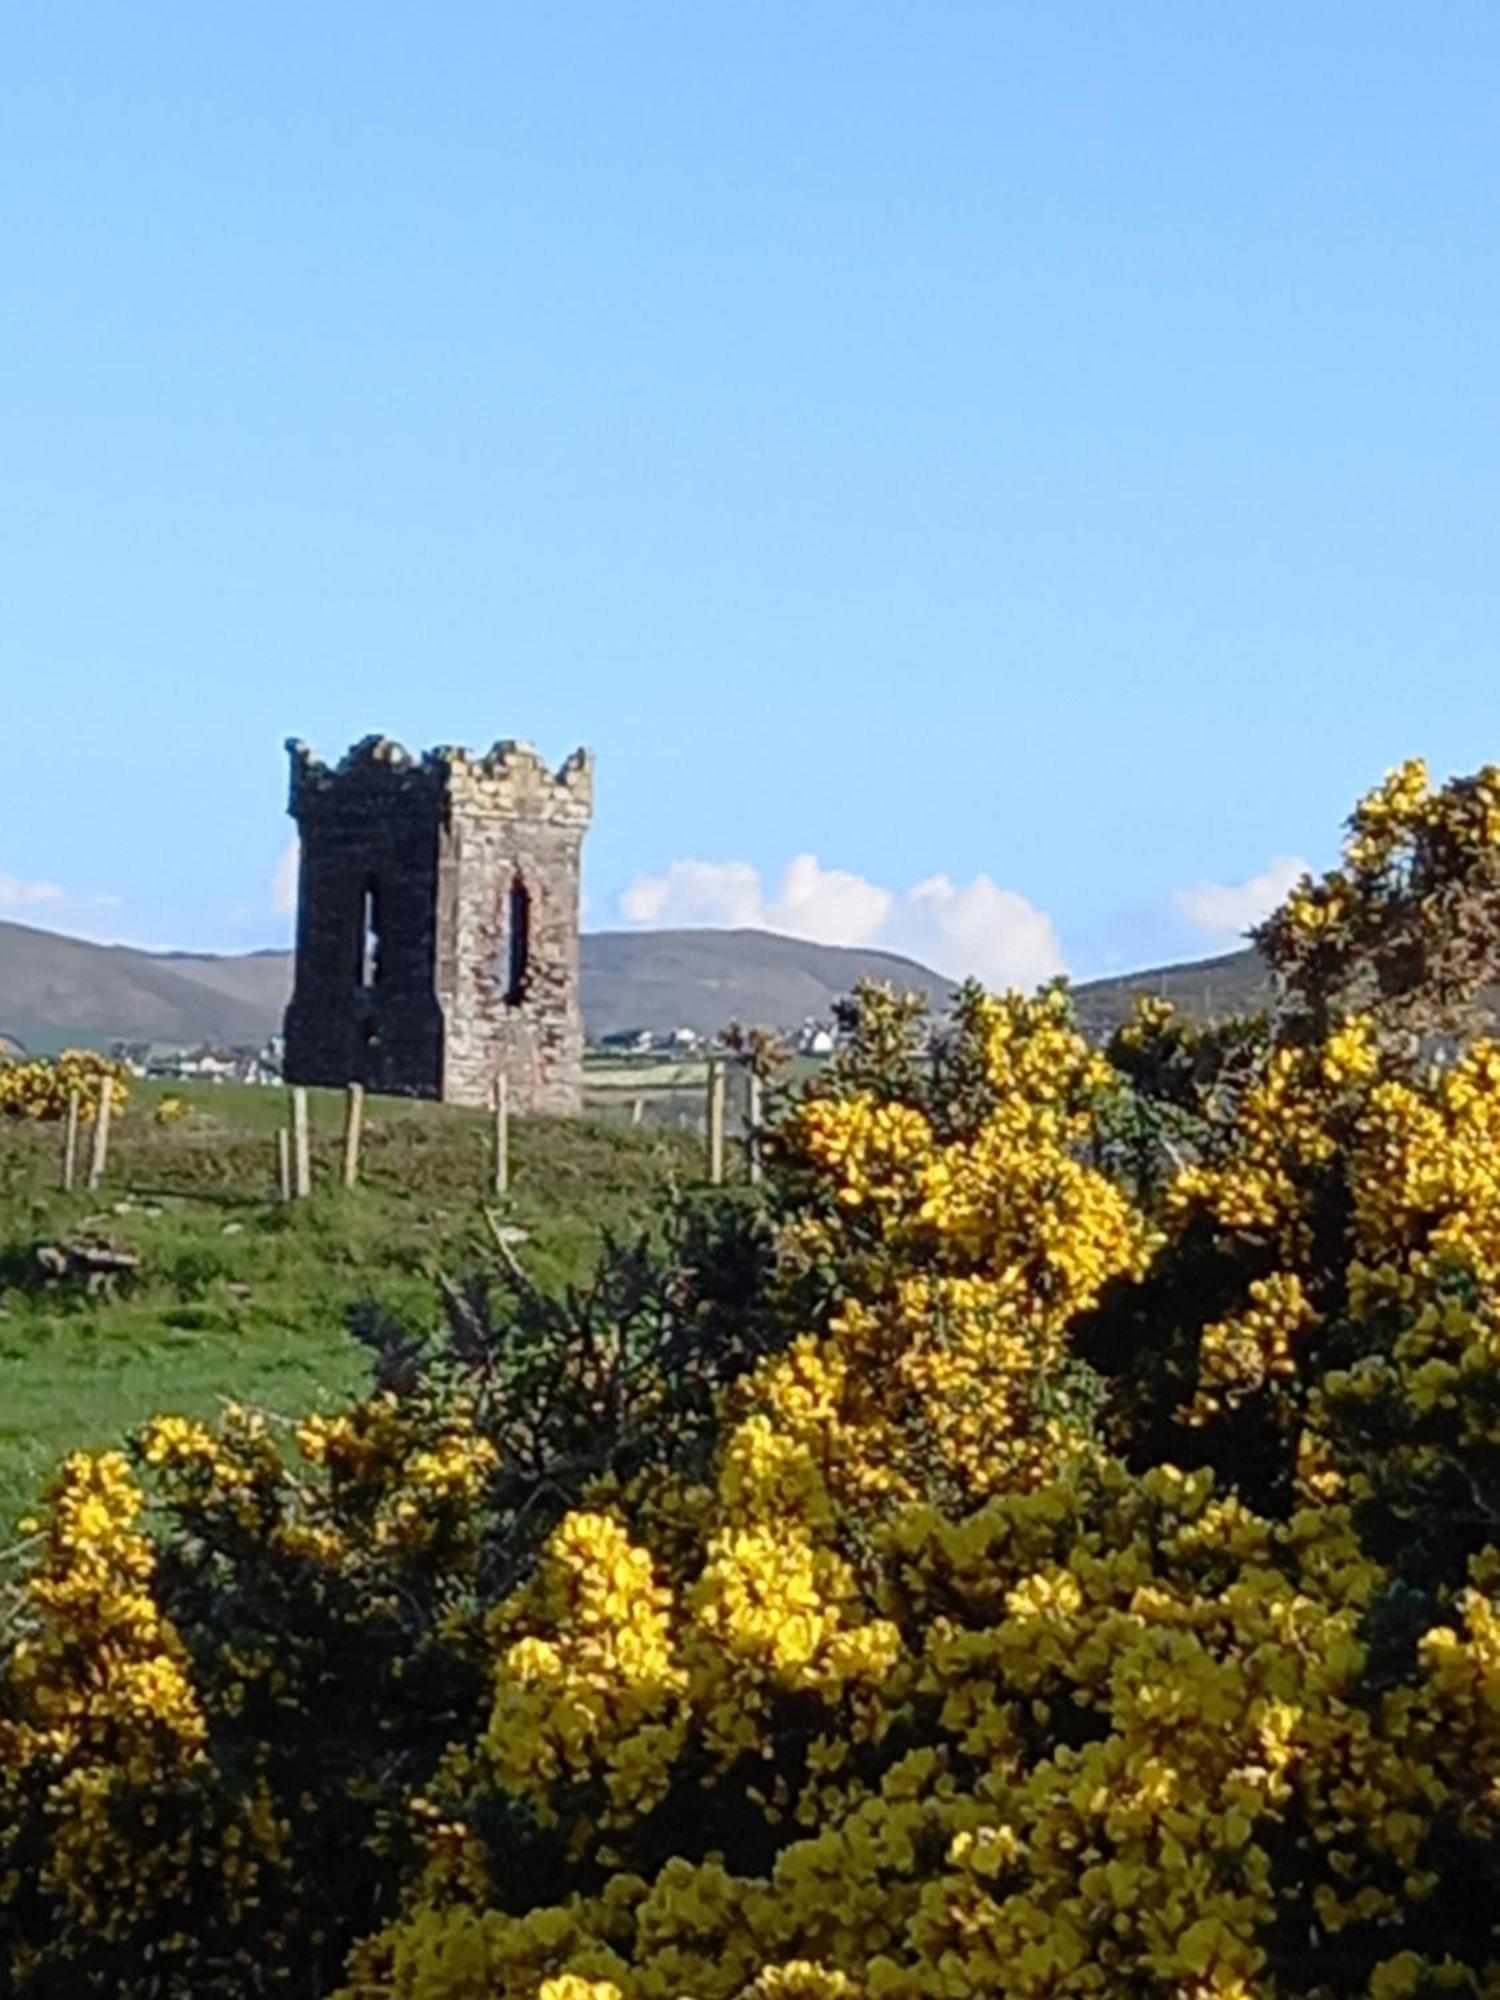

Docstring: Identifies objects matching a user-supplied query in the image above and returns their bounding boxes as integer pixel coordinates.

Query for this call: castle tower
[282,735,594,1113]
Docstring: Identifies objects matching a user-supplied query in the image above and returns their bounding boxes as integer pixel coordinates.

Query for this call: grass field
[582,1050,828,1135]
[0,1078,698,1529]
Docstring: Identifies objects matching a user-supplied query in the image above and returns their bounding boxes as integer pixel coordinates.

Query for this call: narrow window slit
[506,876,531,1005]
[358,878,382,988]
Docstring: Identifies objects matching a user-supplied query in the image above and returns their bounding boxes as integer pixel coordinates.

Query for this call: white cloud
[0,872,65,909]
[0,873,128,946]
[618,854,1065,990]
[272,839,300,917]
[770,854,894,947]
[887,875,1067,990]
[621,858,764,929]
[620,855,892,945]
[1171,855,1309,940]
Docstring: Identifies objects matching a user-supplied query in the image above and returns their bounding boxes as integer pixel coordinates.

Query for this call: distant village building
[282,734,593,1113]
[594,1025,705,1057]
[144,1046,238,1083]
[599,1028,656,1055]
[121,1035,283,1085]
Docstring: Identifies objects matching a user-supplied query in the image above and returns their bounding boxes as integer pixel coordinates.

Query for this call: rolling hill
[1068,946,1272,1038]
[579,929,958,1039]
[0,920,962,1052]
[0,924,280,1052]
[1,914,1285,1056]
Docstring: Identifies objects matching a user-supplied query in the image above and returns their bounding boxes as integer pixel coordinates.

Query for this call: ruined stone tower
[282,734,593,1113]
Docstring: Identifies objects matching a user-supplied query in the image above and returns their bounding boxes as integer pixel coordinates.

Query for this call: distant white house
[145,1046,238,1083]
[599,1028,656,1055]
[239,1035,285,1085]
[131,1035,283,1086]
[797,1021,836,1057]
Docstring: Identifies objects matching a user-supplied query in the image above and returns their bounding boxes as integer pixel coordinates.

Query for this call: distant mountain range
[0,923,287,1053]
[0,915,1274,1055]
[0,919,959,1052]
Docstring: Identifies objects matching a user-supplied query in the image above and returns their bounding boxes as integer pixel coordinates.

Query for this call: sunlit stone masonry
[282,733,593,1112]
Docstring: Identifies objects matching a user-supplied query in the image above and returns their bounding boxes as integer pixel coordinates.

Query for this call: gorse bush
[9,760,1500,1996]
[0,1192,780,1996]
[0,1047,128,1121]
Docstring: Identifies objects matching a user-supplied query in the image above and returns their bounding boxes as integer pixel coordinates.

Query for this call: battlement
[287,735,594,827]
[442,739,594,826]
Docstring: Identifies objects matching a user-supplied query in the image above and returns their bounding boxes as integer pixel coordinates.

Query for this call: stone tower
[282,734,594,1113]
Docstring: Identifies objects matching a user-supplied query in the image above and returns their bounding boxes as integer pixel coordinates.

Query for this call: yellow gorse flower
[0,1048,129,1121]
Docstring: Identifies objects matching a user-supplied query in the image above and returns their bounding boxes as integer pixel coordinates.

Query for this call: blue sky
[3,4,1498,987]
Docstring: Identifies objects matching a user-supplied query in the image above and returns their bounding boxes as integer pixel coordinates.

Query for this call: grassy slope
[0,1079,696,1529]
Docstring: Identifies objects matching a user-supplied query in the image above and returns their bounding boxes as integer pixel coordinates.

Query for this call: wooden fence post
[493,1073,510,1198]
[707,1059,726,1186]
[631,1095,644,1127]
[277,1126,292,1203]
[746,1069,764,1186]
[86,1079,113,1192]
[341,1083,365,1190]
[61,1089,81,1192]
[291,1087,311,1199]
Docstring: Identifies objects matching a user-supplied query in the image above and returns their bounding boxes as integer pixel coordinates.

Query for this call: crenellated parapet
[441,740,594,828]
[286,735,440,820]
[286,736,593,827]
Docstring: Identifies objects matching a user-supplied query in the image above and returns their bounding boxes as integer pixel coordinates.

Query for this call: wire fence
[23,1060,765,1206]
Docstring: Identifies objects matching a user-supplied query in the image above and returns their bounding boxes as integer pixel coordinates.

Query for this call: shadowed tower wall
[282,735,593,1113]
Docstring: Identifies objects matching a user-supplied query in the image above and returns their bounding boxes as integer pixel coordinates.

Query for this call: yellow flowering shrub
[0,1451,208,1976]
[12,762,1500,1995]
[1256,755,1500,1044]
[0,1046,128,1120]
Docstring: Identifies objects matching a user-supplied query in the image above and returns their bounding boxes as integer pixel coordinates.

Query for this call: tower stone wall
[282,734,593,1113]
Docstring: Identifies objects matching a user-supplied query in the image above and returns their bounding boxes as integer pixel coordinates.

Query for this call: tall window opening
[505,875,531,1006]
[357,877,382,989]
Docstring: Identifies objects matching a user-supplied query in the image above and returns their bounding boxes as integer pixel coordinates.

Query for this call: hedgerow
[7,759,1500,1997]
